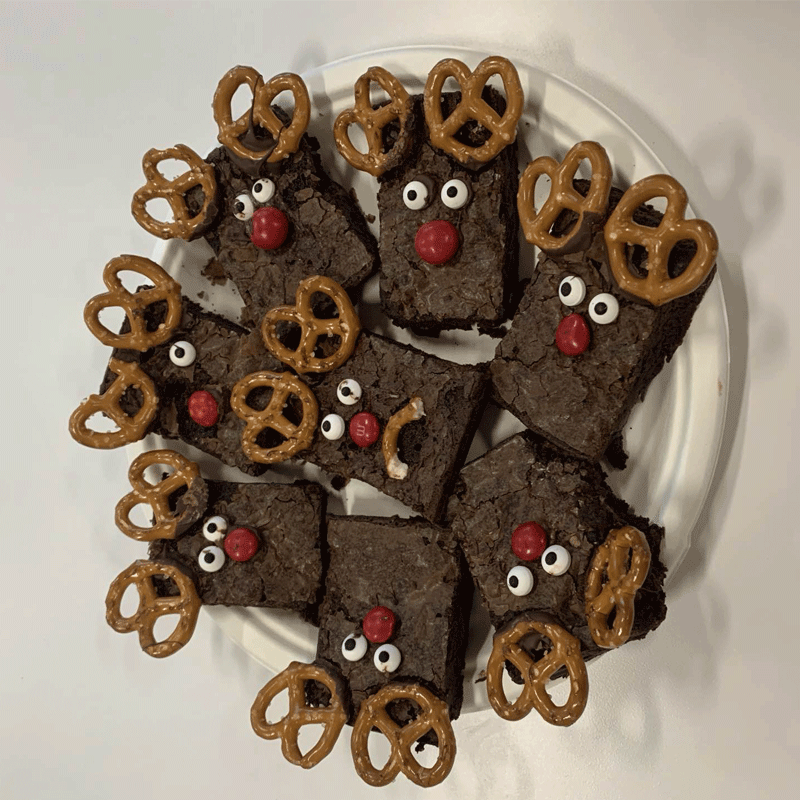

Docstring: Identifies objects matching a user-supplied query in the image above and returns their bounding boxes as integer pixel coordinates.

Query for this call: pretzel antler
[333,66,413,177]
[424,56,523,166]
[518,141,613,255]
[83,255,182,351]
[604,174,718,306]
[213,66,310,163]
[251,661,348,768]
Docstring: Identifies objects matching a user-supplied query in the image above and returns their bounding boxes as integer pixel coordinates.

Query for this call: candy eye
[251,179,276,204]
[320,413,345,440]
[233,194,254,221]
[588,293,619,324]
[440,179,470,210]
[558,276,586,307]
[169,340,196,367]
[336,379,362,406]
[403,179,431,210]
[197,545,225,573]
[374,644,402,673]
[341,633,368,662]
[202,515,228,543]
[541,545,571,576]
[506,565,535,596]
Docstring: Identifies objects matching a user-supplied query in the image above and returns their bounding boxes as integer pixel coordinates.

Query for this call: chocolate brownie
[376,89,519,335]
[201,131,378,328]
[149,479,326,621]
[491,183,715,464]
[314,515,472,724]
[296,330,488,522]
[99,297,283,476]
[447,432,667,665]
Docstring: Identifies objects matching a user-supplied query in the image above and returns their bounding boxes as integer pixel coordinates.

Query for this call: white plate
[133,46,729,714]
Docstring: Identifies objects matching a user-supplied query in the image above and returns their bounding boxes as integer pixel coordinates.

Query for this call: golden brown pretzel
[382,396,424,480]
[351,683,456,787]
[261,276,361,374]
[115,450,207,542]
[69,358,158,449]
[131,144,217,240]
[585,525,651,649]
[250,661,347,768]
[230,371,318,463]
[105,560,201,658]
[333,66,412,177]
[485,617,588,726]
[424,55,523,166]
[213,66,310,162]
[83,255,182,350]
[518,141,613,255]
[604,174,718,306]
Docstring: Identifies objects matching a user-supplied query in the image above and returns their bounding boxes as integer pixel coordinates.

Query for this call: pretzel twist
[250,661,347,768]
[424,56,523,165]
[382,396,425,480]
[486,617,588,726]
[518,141,612,255]
[115,450,207,542]
[333,66,412,177]
[83,255,182,351]
[261,276,360,374]
[604,174,718,306]
[69,358,158,449]
[585,525,651,649]
[132,144,217,240]
[213,66,310,162]
[351,684,456,787]
[105,560,201,657]
[230,371,318,463]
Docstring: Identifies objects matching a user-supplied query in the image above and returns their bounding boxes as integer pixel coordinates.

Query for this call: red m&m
[363,606,396,643]
[511,522,547,561]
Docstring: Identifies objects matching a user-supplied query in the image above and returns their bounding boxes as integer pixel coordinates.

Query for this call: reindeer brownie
[259,276,488,521]
[447,432,667,725]
[250,515,471,787]
[105,450,327,657]
[131,66,378,329]
[334,56,522,335]
[491,141,719,463]
[68,255,316,476]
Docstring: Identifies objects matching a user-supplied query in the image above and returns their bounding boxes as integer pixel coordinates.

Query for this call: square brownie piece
[202,130,378,329]
[447,433,667,663]
[149,480,326,621]
[376,91,519,335]
[491,185,714,464]
[99,298,283,476]
[315,515,472,722]
[299,330,488,522]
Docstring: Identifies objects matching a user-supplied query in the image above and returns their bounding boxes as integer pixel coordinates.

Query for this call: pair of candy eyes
[320,378,362,440]
[403,178,470,212]
[341,634,402,673]
[506,545,571,597]
[197,515,229,573]
[233,179,277,221]
[558,276,619,324]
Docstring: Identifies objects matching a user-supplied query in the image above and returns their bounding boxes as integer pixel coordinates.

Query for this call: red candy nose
[349,412,380,448]
[555,313,590,356]
[224,527,259,562]
[511,522,548,561]
[363,606,396,643]
[250,206,289,250]
[187,390,219,427]
[414,220,459,264]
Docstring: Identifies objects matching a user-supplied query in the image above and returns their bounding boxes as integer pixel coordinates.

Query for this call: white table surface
[2,2,798,798]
